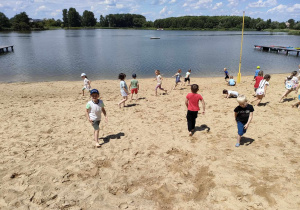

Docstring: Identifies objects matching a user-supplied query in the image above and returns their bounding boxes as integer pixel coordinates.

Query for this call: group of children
[82,64,300,148]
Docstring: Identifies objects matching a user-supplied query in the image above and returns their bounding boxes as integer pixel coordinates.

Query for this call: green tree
[0,12,11,29]
[62,9,68,27]
[278,22,286,29]
[256,20,267,31]
[82,10,96,27]
[287,19,295,29]
[11,12,30,31]
[68,8,81,27]
[266,19,271,28]
[294,22,300,30]
[99,15,108,27]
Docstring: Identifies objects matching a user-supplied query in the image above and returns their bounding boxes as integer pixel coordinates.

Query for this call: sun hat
[132,73,137,78]
[257,66,260,69]
[90,89,99,95]
[81,73,86,77]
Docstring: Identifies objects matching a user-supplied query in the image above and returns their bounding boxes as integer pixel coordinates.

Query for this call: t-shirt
[157,75,162,84]
[234,104,254,124]
[130,79,138,89]
[120,81,128,91]
[228,90,239,97]
[84,78,90,89]
[228,79,236,86]
[175,73,181,82]
[185,72,191,78]
[256,79,269,95]
[186,93,203,111]
[255,69,260,77]
[254,76,263,88]
[86,100,105,121]
[224,70,229,76]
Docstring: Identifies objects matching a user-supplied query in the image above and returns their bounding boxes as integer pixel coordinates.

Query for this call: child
[253,70,264,94]
[118,73,130,108]
[129,73,139,101]
[254,66,260,79]
[185,84,205,136]
[234,95,254,147]
[172,69,182,90]
[228,76,236,86]
[85,89,108,148]
[292,93,300,109]
[223,89,239,98]
[81,73,91,96]
[184,69,192,86]
[155,70,167,96]
[224,68,229,81]
[251,74,271,106]
[279,71,299,103]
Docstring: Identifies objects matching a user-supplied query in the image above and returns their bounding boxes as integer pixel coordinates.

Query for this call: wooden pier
[0,45,14,53]
[254,45,300,56]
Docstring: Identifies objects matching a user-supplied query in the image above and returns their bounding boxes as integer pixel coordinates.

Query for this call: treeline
[1,9,300,31]
[154,16,300,30]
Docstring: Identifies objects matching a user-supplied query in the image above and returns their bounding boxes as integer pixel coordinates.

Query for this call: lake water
[0,29,299,82]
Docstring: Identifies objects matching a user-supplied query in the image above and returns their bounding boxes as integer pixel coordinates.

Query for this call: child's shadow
[282,98,295,102]
[258,102,269,106]
[240,137,255,146]
[99,132,125,145]
[125,104,138,108]
[138,97,146,100]
[194,124,210,133]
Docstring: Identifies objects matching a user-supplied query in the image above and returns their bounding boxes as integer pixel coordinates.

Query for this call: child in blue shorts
[234,95,254,147]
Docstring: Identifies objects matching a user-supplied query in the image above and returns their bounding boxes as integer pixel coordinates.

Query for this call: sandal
[235,143,240,147]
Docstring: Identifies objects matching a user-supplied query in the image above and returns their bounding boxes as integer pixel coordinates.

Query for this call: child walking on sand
[184,69,192,86]
[172,69,182,90]
[253,70,264,95]
[251,74,271,106]
[155,70,167,96]
[129,73,139,101]
[118,73,130,108]
[85,89,108,148]
[185,84,205,136]
[81,73,91,96]
[279,71,299,103]
[234,95,254,147]
[224,68,229,82]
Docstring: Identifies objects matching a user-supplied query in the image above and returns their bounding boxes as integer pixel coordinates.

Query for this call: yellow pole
[237,11,245,83]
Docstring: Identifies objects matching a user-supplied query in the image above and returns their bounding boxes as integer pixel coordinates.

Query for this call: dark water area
[0,29,299,83]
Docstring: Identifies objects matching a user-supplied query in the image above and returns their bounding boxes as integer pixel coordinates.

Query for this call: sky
[0,0,299,22]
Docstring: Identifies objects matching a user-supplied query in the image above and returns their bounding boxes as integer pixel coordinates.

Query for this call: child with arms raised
[85,89,108,148]
[185,84,205,136]
[234,95,254,147]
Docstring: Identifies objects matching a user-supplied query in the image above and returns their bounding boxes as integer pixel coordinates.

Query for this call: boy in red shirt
[185,84,206,136]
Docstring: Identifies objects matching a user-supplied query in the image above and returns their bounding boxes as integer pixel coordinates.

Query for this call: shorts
[156,84,163,90]
[131,88,138,94]
[121,90,128,97]
[256,88,264,96]
[237,121,247,136]
[82,87,90,91]
[175,79,181,83]
[254,88,257,92]
[184,78,190,82]
[92,120,100,130]
[225,75,229,79]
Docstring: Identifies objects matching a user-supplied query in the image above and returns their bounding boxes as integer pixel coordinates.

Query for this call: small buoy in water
[150,37,160,39]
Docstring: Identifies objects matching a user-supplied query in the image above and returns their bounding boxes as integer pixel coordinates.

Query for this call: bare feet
[95,142,101,148]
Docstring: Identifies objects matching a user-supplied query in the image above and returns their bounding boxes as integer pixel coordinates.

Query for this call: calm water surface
[0,29,299,82]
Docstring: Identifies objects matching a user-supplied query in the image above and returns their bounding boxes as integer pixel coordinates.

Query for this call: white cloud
[182,0,212,9]
[116,4,124,9]
[212,2,223,10]
[0,4,3,8]
[160,6,167,14]
[248,0,277,8]
[169,0,176,3]
[227,0,239,7]
[36,5,46,11]
[267,4,300,13]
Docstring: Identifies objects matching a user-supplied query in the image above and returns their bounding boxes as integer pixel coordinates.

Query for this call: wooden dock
[254,45,300,56]
[0,45,14,53]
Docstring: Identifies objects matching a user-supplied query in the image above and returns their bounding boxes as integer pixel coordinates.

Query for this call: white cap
[81,73,86,77]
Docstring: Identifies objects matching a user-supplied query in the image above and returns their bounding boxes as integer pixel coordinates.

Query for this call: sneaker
[235,143,240,147]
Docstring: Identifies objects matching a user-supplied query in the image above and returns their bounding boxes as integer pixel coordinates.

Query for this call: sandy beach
[0,73,299,209]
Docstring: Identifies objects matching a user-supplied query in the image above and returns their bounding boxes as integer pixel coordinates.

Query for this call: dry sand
[0,74,299,209]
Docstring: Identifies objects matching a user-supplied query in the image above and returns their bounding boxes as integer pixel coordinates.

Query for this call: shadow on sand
[258,101,269,106]
[240,137,255,146]
[125,103,138,108]
[194,124,210,133]
[99,132,125,146]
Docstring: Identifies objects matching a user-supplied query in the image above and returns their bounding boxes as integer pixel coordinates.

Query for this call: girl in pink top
[185,84,206,136]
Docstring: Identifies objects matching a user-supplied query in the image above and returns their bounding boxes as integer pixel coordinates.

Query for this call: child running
[154,70,167,96]
[185,84,205,136]
[234,95,254,147]
[85,89,108,148]
[129,73,139,101]
[292,92,300,109]
[251,74,271,106]
[184,69,192,86]
[118,73,130,108]
[172,69,182,90]
[253,70,264,95]
[81,73,91,96]
[224,68,229,82]
[228,76,236,86]
[223,89,239,99]
[279,71,299,103]
[254,66,260,80]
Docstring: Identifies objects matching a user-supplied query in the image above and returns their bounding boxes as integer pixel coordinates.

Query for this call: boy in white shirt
[85,89,108,148]
[184,69,192,86]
